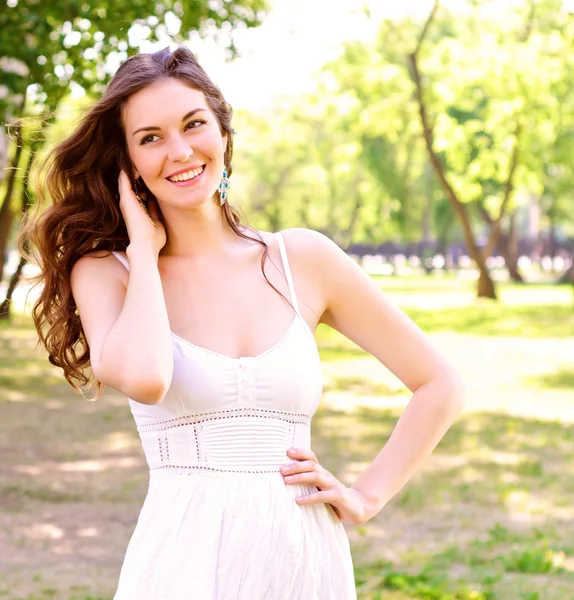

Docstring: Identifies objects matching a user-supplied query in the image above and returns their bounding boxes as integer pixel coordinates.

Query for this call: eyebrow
[132,108,208,136]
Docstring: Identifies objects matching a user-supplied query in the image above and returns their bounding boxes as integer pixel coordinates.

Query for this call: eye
[184,119,207,131]
[140,133,159,145]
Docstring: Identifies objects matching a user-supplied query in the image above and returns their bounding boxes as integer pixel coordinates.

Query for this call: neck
[159,196,242,259]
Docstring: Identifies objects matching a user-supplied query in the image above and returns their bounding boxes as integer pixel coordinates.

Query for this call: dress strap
[275,232,300,315]
[111,251,130,271]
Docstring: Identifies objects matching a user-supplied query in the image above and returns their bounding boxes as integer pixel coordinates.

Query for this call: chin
[169,192,218,210]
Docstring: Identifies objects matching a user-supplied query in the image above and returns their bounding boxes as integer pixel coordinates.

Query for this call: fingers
[287,448,318,462]
[283,468,337,490]
[281,459,317,476]
[295,489,338,506]
[284,471,325,486]
[280,448,365,523]
[281,449,334,489]
[281,448,348,517]
[281,448,321,481]
[117,169,131,198]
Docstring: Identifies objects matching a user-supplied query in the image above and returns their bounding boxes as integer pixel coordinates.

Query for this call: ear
[222,133,228,154]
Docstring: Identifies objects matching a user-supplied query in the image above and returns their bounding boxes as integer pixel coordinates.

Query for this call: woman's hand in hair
[118,170,166,255]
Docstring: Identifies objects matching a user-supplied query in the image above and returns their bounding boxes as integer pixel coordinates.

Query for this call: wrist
[126,242,159,261]
[350,484,385,522]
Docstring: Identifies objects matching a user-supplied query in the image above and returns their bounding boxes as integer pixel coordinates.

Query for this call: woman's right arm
[70,243,173,404]
[70,170,171,404]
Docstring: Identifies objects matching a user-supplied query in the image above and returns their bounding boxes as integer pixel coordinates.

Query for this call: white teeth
[168,166,204,182]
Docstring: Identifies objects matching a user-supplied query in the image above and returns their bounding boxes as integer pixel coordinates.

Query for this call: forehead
[122,79,209,132]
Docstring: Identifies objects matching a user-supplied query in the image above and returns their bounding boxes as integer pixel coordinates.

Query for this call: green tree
[318,0,574,297]
[324,28,443,248]
[235,94,381,247]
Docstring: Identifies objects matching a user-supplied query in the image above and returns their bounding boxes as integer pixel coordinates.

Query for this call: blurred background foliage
[233,0,574,298]
[1,0,574,307]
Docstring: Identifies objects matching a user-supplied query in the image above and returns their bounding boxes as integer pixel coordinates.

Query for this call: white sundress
[110,232,357,600]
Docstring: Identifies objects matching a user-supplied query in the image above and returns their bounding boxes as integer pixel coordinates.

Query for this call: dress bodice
[111,232,323,474]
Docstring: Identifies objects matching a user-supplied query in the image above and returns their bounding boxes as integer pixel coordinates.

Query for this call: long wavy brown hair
[19,46,280,401]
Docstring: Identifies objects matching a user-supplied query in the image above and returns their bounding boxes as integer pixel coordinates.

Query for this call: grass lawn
[0,275,573,600]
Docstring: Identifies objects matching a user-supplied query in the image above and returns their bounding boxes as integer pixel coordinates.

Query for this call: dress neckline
[110,232,313,362]
[169,314,309,362]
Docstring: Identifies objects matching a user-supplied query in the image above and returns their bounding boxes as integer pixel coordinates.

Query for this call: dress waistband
[137,408,312,474]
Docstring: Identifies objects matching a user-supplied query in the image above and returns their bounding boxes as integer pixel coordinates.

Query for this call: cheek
[131,147,162,178]
[204,128,226,157]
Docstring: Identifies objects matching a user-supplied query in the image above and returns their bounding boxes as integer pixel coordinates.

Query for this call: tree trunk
[0,127,8,184]
[0,253,27,319]
[420,171,433,273]
[0,138,25,285]
[477,268,497,298]
[500,242,524,283]
[480,125,521,261]
[0,145,36,319]
[480,205,524,283]
[407,46,497,299]
[501,211,524,282]
[0,94,26,285]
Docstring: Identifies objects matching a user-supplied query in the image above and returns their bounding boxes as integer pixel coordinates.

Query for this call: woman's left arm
[281,229,466,524]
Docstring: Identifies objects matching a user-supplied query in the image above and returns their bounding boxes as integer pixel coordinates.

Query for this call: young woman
[21,47,465,599]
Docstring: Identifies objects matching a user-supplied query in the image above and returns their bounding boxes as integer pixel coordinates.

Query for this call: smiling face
[122,78,228,208]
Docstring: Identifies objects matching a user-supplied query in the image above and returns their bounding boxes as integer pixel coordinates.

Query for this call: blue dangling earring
[218,167,230,206]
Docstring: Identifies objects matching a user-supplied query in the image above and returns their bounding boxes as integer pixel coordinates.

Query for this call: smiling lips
[167,165,205,182]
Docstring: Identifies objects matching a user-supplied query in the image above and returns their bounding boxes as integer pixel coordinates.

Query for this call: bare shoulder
[272,228,346,266]
[277,228,357,282]
[256,227,349,283]
[71,249,128,288]
[256,227,334,248]
[278,227,338,252]
[265,228,355,322]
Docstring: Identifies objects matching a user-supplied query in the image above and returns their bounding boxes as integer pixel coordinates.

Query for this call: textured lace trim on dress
[137,406,312,433]
[140,407,312,474]
[149,464,285,474]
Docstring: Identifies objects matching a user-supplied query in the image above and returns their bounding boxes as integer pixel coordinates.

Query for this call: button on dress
[110,232,356,599]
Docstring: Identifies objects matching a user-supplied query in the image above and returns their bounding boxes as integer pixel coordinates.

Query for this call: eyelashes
[139,119,207,145]
[140,134,158,145]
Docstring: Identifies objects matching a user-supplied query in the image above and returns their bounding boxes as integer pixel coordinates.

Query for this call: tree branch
[522,0,536,42]
[480,2,534,261]
[407,0,496,298]
[477,202,494,226]
[481,124,521,259]
[414,1,440,57]
[408,43,482,267]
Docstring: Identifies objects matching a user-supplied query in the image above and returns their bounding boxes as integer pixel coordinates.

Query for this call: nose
[167,135,193,163]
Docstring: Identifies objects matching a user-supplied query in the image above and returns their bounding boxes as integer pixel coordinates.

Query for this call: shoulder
[273,228,344,260]
[277,227,334,248]
[256,227,348,277]
[275,228,352,275]
[72,249,125,271]
[276,228,373,300]
[71,249,128,289]
[268,228,361,305]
